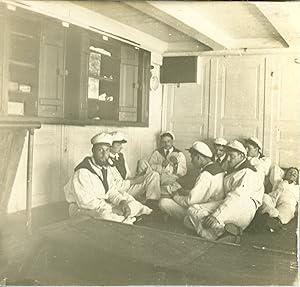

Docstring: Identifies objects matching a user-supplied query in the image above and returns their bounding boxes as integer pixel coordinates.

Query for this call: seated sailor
[146,131,187,196]
[260,167,299,228]
[159,141,225,220]
[108,131,161,204]
[213,137,229,171]
[64,132,151,224]
[185,140,264,241]
[245,136,284,189]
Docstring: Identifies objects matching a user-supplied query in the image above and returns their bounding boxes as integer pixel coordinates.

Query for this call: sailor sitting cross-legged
[213,137,229,171]
[185,140,264,241]
[64,132,152,224]
[159,141,225,221]
[245,137,284,190]
[108,131,161,205]
[145,131,187,198]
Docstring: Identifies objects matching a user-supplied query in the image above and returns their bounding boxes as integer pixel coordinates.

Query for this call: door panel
[209,56,265,143]
[38,21,65,118]
[266,55,300,167]
[119,45,138,122]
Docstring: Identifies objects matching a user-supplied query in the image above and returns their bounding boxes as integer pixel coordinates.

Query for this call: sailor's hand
[169,155,178,166]
[130,175,144,185]
[202,215,219,228]
[119,200,131,218]
[137,160,149,175]
[162,159,169,168]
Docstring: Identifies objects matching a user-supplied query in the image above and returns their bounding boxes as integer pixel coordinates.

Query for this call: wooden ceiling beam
[253,2,292,48]
[125,1,233,51]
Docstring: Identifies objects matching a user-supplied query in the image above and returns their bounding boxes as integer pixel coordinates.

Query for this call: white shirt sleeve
[106,167,127,206]
[70,169,109,211]
[123,153,132,179]
[173,172,211,207]
[108,166,131,194]
[175,152,187,177]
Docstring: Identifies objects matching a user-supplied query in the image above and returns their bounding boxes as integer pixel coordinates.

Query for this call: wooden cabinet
[119,45,139,122]
[86,35,121,121]
[7,13,40,117]
[138,50,151,124]
[0,6,151,126]
[38,20,65,118]
[64,27,85,120]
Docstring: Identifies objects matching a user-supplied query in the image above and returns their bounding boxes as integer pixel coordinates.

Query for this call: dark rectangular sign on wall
[160,56,197,83]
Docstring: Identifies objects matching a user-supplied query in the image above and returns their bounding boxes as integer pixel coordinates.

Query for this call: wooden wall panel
[264,55,300,167]
[209,56,265,142]
[164,53,299,168]
[162,58,210,166]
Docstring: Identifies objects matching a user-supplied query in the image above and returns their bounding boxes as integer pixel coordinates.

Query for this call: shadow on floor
[0,201,298,285]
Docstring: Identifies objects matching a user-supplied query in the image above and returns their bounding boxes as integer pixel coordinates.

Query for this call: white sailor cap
[160,131,175,140]
[90,132,113,146]
[214,137,228,146]
[110,131,127,144]
[226,140,247,157]
[246,137,262,150]
[187,141,213,158]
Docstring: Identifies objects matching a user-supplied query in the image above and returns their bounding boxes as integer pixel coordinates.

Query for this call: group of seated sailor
[64,130,299,241]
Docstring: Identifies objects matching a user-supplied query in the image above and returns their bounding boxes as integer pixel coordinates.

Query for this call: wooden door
[209,56,265,142]
[119,45,138,122]
[265,55,300,167]
[38,20,65,118]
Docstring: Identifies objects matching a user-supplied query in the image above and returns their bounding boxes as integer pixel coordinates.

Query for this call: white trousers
[158,198,187,220]
[260,193,297,224]
[69,194,152,224]
[186,198,257,240]
[127,161,161,201]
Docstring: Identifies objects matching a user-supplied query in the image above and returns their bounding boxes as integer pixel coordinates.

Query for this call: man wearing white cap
[147,131,187,194]
[108,131,161,203]
[64,132,152,224]
[186,140,264,240]
[109,131,131,180]
[245,137,283,188]
[159,141,225,220]
[213,138,229,171]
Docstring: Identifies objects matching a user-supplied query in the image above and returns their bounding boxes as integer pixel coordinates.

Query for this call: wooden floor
[0,201,298,285]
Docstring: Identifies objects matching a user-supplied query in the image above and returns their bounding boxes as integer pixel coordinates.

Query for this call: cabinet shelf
[9,90,33,97]
[10,30,36,40]
[88,75,118,83]
[9,60,36,69]
[99,76,117,83]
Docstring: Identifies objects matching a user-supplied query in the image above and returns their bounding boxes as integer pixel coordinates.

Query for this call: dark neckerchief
[202,161,224,175]
[75,156,109,193]
[226,159,257,176]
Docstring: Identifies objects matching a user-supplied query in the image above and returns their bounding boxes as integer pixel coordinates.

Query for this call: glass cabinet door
[87,39,120,120]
